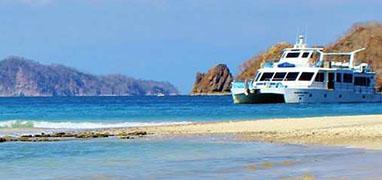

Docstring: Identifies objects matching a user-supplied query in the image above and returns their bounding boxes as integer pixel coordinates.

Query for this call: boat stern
[231,81,286,104]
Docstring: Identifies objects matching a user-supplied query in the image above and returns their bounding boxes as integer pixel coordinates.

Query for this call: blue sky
[0,0,381,93]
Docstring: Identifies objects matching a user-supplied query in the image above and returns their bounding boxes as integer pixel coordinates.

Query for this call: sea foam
[0,120,191,129]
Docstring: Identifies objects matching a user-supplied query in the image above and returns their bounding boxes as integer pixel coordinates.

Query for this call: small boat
[231,35,382,104]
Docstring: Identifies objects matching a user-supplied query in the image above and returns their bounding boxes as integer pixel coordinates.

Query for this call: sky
[0,0,380,93]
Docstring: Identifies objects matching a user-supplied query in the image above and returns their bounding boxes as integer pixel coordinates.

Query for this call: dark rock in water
[1,130,145,143]
[75,133,91,139]
[92,133,109,138]
[119,136,134,139]
[191,64,233,95]
[21,135,33,138]
[74,132,110,139]
[127,131,148,136]
[52,132,67,137]
[0,57,179,96]
[117,131,149,139]
[19,136,31,141]
[0,137,6,143]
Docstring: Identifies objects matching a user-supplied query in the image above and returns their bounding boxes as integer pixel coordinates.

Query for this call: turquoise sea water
[1,96,382,179]
[1,96,382,129]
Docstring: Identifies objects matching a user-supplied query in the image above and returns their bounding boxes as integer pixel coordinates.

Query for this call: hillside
[326,22,382,90]
[0,56,178,96]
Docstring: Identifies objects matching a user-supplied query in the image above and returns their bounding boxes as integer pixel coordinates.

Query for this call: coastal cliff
[191,64,233,95]
[0,56,178,96]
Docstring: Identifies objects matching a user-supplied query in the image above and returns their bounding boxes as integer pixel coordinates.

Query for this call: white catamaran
[231,35,382,104]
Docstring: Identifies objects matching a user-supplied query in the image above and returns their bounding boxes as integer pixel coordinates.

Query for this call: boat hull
[232,88,382,104]
[232,92,285,104]
[283,88,382,103]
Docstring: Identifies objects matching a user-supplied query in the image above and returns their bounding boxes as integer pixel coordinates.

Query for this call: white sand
[100,115,382,150]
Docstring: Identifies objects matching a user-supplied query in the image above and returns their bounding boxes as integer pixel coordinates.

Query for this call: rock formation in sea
[0,56,178,96]
[191,64,233,95]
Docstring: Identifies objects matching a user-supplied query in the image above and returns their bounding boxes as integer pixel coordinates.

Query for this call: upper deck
[275,35,323,68]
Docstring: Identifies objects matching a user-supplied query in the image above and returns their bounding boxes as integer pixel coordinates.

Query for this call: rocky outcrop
[191,64,233,95]
[0,130,151,143]
[0,56,178,96]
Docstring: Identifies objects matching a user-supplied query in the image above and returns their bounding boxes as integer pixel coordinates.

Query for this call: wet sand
[97,114,382,150]
[3,115,382,150]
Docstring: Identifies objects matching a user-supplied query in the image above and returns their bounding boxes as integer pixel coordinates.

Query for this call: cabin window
[255,72,262,81]
[343,74,353,83]
[286,53,300,58]
[314,72,325,82]
[299,72,314,81]
[259,72,274,81]
[272,72,287,81]
[284,72,299,81]
[302,52,310,58]
[354,76,371,86]
[336,73,342,82]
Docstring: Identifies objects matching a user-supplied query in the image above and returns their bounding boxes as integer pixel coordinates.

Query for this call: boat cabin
[253,68,375,94]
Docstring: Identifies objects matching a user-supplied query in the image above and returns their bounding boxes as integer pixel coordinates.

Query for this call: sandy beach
[95,114,382,150]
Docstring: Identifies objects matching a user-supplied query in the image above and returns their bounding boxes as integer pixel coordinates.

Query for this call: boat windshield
[315,72,325,82]
[284,72,299,81]
[272,72,287,81]
[260,72,274,81]
[302,52,310,58]
[255,72,262,81]
[299,72,314,81]
[286,52,300,58]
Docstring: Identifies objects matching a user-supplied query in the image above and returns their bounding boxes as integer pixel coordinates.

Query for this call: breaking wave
[0,120,191,129]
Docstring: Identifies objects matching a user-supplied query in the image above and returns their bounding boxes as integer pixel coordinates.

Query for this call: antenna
[304,25,308,45]
[296,27,300,44]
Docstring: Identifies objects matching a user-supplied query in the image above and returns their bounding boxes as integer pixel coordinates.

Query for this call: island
[0,56,178,96]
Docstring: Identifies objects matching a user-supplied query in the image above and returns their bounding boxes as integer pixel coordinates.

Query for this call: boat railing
[232,80,255,89]
[316,48,366,69]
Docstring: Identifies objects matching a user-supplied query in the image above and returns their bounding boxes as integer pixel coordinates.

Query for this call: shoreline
[2,114,382,150]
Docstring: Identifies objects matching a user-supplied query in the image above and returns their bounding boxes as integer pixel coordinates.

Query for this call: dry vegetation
[326,22,382,90]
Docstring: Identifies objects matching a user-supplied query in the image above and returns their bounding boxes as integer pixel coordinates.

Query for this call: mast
[293,35,307,49]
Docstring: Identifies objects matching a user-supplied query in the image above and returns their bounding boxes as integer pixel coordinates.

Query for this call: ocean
[1,96,382,179]
[1,95,382,130]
